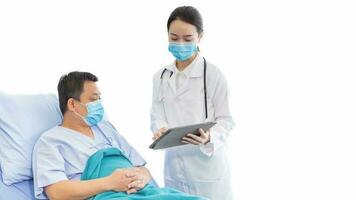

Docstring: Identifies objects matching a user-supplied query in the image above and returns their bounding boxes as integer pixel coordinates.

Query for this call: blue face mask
[76,100,104,126]
[168,42,198,61]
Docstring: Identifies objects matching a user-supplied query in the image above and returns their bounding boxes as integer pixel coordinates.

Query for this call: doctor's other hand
[182,128,210,145]
[152,127,168,140]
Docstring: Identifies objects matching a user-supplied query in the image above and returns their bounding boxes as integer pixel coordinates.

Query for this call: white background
[1,0,355,199]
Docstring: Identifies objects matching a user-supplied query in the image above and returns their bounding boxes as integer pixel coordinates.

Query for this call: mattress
[0,170,35,200]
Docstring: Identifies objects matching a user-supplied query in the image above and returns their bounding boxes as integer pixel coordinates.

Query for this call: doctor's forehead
[168,19,199,36]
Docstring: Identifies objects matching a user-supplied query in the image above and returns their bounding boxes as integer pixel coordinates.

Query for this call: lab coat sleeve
[200,69,235,156]
[150,73,169,133]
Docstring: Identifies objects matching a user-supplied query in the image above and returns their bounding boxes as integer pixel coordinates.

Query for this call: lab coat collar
[165,53,204,78]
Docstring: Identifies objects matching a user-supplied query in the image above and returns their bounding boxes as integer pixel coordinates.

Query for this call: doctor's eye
[169,35,179,40]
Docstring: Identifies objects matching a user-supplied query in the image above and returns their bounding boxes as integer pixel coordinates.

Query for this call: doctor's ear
[199,32,203,40]
[197,32,204,43]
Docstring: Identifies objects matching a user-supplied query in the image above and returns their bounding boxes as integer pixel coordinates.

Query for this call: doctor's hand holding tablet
[151,125,211,145]
[149,6,235,200]
[149,122,216,150]
[181,128,210,145]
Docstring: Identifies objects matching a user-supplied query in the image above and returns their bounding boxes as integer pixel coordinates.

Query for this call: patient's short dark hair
[57,71,98,115]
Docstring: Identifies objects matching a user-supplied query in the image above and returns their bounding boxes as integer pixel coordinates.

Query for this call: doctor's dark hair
[57,71,98,115]
[167,6,204,35]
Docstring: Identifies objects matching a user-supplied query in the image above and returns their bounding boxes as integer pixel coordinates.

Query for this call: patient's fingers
[126,188,137,194]
[122,176,138,188]
[128,178,144,189]
[125,172,135,178]
[125,167,141,177]
[109,169,140,193]
[126,167,141,176]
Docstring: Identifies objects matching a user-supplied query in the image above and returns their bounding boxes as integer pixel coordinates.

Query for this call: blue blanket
[81,148,207,200]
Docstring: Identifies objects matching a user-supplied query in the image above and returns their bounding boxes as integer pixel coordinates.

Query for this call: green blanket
[81,147,208,200]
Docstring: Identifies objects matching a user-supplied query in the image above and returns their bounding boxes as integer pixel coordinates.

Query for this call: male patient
[32,72,176,200]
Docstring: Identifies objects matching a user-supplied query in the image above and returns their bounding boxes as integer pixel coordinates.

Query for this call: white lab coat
[150,53,235,200]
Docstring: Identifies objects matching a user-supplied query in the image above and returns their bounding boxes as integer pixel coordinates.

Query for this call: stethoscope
[160,57,208,119]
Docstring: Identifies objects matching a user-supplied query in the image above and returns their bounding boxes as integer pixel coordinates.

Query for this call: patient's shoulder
[36,126,60,139]
[37,125,64,139]
[34,125,75,148]
[33,126,64,153]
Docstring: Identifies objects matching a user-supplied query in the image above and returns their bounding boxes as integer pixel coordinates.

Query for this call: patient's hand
[126,167,151,194]
[106,168,138,193]
[152,127,168,140]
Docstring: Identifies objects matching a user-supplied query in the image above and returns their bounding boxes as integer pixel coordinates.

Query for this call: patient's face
[74,81,101,116]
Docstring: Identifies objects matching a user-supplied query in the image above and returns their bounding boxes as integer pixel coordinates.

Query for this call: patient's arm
[45,168,137,200]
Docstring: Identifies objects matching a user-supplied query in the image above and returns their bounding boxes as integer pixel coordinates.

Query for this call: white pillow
[0,92,62,185]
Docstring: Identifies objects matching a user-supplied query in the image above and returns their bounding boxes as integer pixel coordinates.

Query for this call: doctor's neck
[176,53,198,71]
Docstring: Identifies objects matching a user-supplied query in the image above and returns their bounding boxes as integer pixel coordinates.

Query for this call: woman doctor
[150,6,235,200]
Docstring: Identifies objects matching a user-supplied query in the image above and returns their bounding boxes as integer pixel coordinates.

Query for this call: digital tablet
[149,121,216,150]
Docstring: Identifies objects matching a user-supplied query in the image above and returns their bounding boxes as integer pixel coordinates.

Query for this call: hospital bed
[0,92,62,200]
[0,92,198,200]
[0,170,35,200]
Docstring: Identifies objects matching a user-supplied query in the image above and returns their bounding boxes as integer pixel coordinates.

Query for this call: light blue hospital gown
[32,120,146,200]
